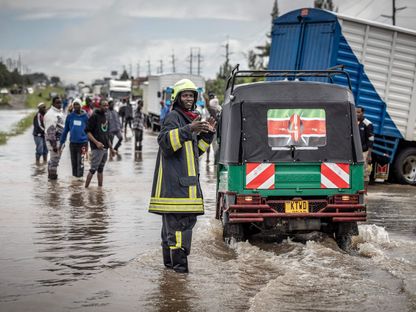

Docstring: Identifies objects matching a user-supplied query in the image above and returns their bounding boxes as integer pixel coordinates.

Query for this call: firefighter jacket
[149,107,214,215]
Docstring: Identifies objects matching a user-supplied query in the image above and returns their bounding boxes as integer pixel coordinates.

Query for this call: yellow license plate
[284,201,309,213]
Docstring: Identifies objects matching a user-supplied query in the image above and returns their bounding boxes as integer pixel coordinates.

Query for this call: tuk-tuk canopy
[219,81,363,164]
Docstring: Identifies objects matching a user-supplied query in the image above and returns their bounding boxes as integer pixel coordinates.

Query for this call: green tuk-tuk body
[216,70,366,250]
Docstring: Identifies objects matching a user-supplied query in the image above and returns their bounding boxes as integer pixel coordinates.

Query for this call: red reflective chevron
[321,163,350,189]
[246,163,275,189]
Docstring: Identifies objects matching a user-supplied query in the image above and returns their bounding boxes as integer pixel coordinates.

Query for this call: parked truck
[142,73,205,131]
[102,79,132,109]
[268,8,416,185]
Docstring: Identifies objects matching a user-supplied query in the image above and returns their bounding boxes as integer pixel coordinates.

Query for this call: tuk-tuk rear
[216,69,366,250]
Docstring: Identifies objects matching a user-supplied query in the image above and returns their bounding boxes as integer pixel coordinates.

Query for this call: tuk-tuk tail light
[332,194,359,204]
[236,195,261,205]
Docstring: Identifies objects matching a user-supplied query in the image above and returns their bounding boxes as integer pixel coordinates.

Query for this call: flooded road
[0,121,415,311]
[0,109,34,132]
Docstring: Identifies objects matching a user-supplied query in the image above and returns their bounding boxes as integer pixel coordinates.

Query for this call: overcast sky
[0,0,415,84]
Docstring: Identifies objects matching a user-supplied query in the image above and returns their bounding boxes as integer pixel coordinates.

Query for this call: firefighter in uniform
[149,79,216,273]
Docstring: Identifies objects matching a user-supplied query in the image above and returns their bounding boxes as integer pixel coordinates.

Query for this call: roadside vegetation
[25,86,64,108]
[0,94,11,107]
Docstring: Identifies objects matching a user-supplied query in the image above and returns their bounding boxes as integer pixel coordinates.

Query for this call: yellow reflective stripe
[190,186,197,198]
[169,129,182,151]
[185,141,197,199]
[150,197,203,204]
[189,142,197,198]
[188,142,196,176]
[198,139,210,152]
[149,204,204,213]
[169,231,182,249]
[185,141,193,175]
[155,157,163,198]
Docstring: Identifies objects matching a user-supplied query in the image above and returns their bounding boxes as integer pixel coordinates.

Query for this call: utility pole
[196,48,203,75]
[136,62,140,78]
[159,59,164,74]
[171,50,176,73]
[189,48,193,74]
[17,54,22,75]
[381,0,406,26]
[147,60,151,76]
[129,63,133,78]
[222,39,232,77]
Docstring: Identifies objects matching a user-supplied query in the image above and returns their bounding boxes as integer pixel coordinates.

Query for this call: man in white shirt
[44,96,64,180]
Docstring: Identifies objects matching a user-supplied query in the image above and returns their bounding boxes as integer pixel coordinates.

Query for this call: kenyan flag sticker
[267,108,326,150]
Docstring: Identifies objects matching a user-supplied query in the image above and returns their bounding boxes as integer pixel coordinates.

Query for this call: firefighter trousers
[161,214,197,273]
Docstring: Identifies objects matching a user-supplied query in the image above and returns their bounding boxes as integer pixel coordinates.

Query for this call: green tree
[50,76,60,85]
[120,70,129,80]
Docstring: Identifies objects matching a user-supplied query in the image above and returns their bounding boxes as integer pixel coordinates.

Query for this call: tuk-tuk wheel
[334,222,358,252]
[222,212,246,243]
[223,223,246,243]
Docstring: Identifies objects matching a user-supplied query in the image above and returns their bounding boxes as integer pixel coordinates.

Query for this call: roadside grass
[0,94,11,107]
[26,86,64,108]
[0,111,35,145]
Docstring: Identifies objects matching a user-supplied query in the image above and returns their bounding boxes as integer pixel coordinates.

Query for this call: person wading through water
[84,99,115,188]
[148,79,216,273]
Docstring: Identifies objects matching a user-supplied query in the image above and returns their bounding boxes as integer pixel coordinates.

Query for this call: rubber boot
[36,155,41,165]
[97,173,103,187]
[85,172,93,188]
[43,154,48,163]
[171,249,188,273]
[163,247,172,269]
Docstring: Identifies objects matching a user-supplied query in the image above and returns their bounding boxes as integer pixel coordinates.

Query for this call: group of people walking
[33,96,144,187]
[33,79,222,275]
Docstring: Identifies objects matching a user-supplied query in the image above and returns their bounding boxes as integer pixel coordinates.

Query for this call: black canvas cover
[218,81,363,164]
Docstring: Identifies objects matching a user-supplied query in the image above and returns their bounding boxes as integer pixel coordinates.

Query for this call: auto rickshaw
[216,67,366,250]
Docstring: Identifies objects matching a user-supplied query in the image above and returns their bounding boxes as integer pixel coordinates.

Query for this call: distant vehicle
[268,8,416,185]
[102,79,132,110]
[0,88,8,95]
[142,73,205,131]
[107,79,132,100]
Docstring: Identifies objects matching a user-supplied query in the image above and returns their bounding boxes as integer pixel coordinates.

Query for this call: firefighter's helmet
[171,79,198,104]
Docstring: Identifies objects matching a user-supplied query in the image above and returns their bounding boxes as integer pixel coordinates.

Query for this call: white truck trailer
[142,73,205,131]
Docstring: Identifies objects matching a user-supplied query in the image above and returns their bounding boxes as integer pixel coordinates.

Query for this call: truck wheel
[334,222,358,252]
[393,147,416,185]
[222,212,245,243]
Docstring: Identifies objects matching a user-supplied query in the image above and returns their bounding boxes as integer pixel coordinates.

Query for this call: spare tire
[393,147,416,185]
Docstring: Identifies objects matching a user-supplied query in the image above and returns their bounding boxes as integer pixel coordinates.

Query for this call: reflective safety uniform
[149,106,213,272]
[149,108,213,214]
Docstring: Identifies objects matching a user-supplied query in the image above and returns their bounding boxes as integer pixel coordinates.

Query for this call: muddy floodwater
[1,119,415,311]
